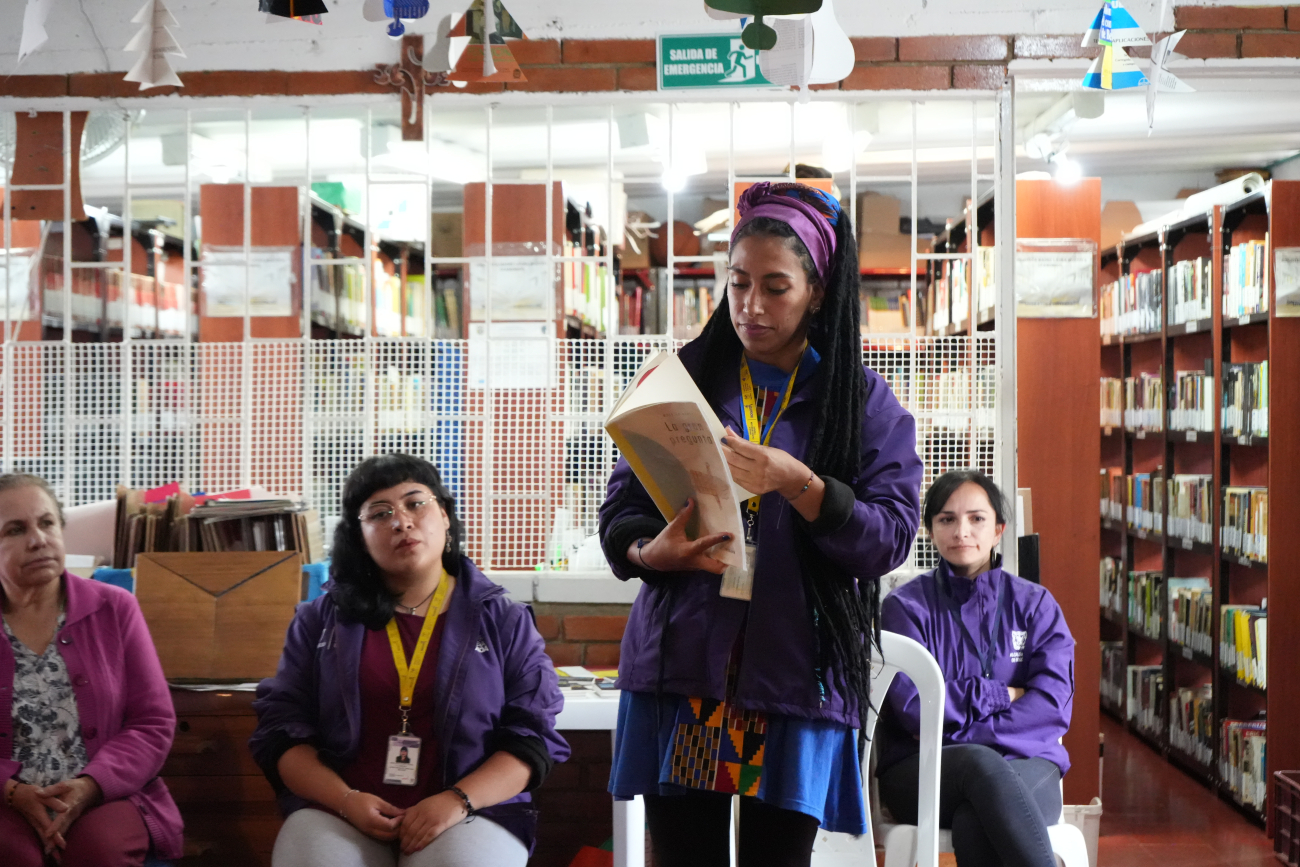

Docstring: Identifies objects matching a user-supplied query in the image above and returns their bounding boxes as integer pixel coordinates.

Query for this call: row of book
[1223,240,1268,319]
[1167,256,1212,326]
[1221,605,1267,689]
[1171,370,1214,433]
[1100,467,1124,522]
[1221,720,1267,810]
[1222,361,1268,439]
[1168,474,1213,544]
[1123,373,1164,432]
[1169,684,1214,767]
[1100,556,1123,616]
[1101,641,1125,708]
[1127,664,1164,739]
[114,483,323,568]
[1127,470,1164,534]
[1128,570,1164,639]
[1100,377,1122,428]
[1222,486,1268,562]
[1169,576,1213,654]
[1102,269,1164,336]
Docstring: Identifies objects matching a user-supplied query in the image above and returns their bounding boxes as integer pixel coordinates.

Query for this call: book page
[606,400,744,570]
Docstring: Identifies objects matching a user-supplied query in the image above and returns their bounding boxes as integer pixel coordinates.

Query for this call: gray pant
[271,808,529,867]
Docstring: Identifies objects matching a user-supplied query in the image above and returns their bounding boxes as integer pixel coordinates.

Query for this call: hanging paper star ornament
[1147,30,1195,133]
[1082,44,1150,90]
[123,0,185,90]
[445,0,528,84]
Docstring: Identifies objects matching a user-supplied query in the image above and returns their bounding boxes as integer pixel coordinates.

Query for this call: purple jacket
[600,340,922,728]
[248,557,568,845]
[0,573,184,859]
[878,559,1075,775]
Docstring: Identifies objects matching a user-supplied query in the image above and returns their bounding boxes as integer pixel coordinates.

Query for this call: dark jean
[878,744,1062,867]
[644,792,821,867]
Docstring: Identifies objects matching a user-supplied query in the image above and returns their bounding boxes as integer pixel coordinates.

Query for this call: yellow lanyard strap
[738,350,803,448]
[386,574,453,708]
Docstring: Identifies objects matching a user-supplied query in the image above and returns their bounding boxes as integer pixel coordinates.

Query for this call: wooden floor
[1099,714,1278,867]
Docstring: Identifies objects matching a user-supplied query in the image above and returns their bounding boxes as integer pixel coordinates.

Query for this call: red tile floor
[1099,714,1277,867]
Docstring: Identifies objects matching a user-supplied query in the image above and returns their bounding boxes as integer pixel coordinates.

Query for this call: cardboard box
[619,240,651,270]
[431,212,463,259]
[857,192,903,235]
[859,233,931,272]
[135,551,302,681]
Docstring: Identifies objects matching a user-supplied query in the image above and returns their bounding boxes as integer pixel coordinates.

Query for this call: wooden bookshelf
[1098,182,1298,827]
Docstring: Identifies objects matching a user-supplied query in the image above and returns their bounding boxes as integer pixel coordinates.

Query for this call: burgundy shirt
[339,612,447,809]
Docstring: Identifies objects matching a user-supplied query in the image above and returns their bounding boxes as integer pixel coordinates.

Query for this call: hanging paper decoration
[1081,0,1151,90]
[123,0,185,91]
[260,0,327,24]
[445,0,528,84]
[383,0,430,39]
[1147,30,1195,133]
[18,0,53,65]
[703,0,823,51]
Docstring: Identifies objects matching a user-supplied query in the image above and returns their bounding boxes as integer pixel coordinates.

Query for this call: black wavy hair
[691,199,878,748]
[329,453,464,630]
[922,469,1008,532]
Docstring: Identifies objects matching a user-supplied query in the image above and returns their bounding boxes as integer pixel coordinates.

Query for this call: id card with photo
[719,542,757,600]
[383,735,421,786]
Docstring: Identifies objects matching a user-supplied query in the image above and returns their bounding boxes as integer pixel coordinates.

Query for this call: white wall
[0,0,1254,76]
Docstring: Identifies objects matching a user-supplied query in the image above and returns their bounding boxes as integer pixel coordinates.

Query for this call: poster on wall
[1014,238,1098,318]
[200,247,296,317]
[1273,247,1300,317]
[468,256,552,321]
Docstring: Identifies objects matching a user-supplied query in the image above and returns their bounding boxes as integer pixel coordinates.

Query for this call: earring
[445,535,453,554]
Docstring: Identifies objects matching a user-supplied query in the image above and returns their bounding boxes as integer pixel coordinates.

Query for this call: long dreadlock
[688,202,880,756]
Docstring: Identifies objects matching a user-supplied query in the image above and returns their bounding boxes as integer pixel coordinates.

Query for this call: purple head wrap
[731,182,841,284]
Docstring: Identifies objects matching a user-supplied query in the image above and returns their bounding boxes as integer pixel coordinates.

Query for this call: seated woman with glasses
[877,470,1075,867]
[251,454,569,867]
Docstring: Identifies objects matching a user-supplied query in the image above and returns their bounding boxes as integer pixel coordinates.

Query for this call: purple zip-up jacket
[0,573,184,860]
[599,340,922,728]
[878,559,1075,775]
[248,557,569,847]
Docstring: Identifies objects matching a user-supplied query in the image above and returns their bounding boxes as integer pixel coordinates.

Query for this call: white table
[555,688,644,867]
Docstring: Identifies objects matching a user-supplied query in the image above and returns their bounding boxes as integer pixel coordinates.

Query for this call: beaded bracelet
[788,471,816,502]
[447,785,477,821]
[338,788,360,817]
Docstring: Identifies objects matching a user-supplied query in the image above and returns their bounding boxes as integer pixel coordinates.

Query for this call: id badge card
[383,735,421,786]
[720,542,757,601]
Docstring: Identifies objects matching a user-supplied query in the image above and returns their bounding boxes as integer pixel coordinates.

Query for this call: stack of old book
[113,483,323,568]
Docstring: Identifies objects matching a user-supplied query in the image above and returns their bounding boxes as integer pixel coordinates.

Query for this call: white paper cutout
[1147,30,1195,133]
[808,0,855,85]
[482,1,497,77]
[123,0,185,90]
[759,16,812,90]
[19,0,53,65]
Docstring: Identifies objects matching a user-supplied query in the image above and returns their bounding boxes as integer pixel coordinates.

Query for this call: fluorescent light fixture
[661,168,690,193]
[1052,154,1082,185]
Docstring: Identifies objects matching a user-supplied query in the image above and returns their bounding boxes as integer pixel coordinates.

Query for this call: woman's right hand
[629,498,733,575]
[8,782,57,841]
[340,790,405,842]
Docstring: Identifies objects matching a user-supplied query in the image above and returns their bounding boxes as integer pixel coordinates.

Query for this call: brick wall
[535,602,632,670]
[4,7,1300,99]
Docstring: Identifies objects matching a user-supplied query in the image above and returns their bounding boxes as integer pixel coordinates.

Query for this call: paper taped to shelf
[0,249,38,321]
[1014,239,1097,318]
[469,256,552,321]
[1273,247,1300,317]
[468,321,552,388]
[201,248,295,317]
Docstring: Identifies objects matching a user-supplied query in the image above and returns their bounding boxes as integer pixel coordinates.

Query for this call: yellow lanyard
[738,349,803,449]
[386,574,453,710]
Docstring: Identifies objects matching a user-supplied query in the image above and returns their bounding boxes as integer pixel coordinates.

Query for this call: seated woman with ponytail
[599,183,923,867]
[878,470,1075,867]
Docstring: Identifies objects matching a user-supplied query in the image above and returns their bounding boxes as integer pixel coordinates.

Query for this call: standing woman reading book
[600,183,923,866]
[877,470,1075,867]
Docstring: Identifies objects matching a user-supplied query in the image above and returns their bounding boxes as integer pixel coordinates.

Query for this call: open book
[604,351,749,575]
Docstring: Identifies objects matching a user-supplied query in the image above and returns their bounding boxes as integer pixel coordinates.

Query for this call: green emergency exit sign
[657,33,774,90]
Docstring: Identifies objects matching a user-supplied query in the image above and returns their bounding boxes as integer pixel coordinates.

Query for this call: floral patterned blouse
[4,613,88,787]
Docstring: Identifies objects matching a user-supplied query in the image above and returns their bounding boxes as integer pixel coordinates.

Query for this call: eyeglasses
[359,498,432,525]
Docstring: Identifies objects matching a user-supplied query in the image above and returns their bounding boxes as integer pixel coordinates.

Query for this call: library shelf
[1220,783,1268,827]
[1127,623,1163,645]
[1101,517,1122,533]
[1127,527,1163,544]
[1101,606,1125,627]
[1098,180,1297,833]
[1128,722,1167,754]
[1167,745,1218,788]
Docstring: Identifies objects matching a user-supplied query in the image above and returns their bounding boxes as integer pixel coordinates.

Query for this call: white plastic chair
[809,631,948,867]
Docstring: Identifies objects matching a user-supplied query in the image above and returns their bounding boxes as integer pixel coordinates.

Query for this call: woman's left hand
[722,427,810,499]
[36,776,101,856]
[398,790,467,855]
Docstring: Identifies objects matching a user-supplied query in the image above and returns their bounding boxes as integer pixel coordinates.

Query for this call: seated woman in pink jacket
[0,474,183,867]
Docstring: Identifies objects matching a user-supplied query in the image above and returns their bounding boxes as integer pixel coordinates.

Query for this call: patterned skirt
[608,689,868,834]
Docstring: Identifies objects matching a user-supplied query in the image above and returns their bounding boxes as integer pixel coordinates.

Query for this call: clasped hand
[10,775,101,860]
[342,789,467,853]
[721,427,809,500]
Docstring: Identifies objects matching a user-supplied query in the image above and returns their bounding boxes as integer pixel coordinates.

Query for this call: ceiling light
[1052,155,1082,185]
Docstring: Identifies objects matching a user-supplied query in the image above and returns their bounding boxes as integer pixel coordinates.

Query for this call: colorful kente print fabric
[670,660,768,796]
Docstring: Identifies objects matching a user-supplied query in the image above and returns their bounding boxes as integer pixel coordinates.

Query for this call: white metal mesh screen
[0,335,995,575]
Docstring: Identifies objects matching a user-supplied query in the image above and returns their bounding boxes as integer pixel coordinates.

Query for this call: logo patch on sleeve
[1011,630,1027,661]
